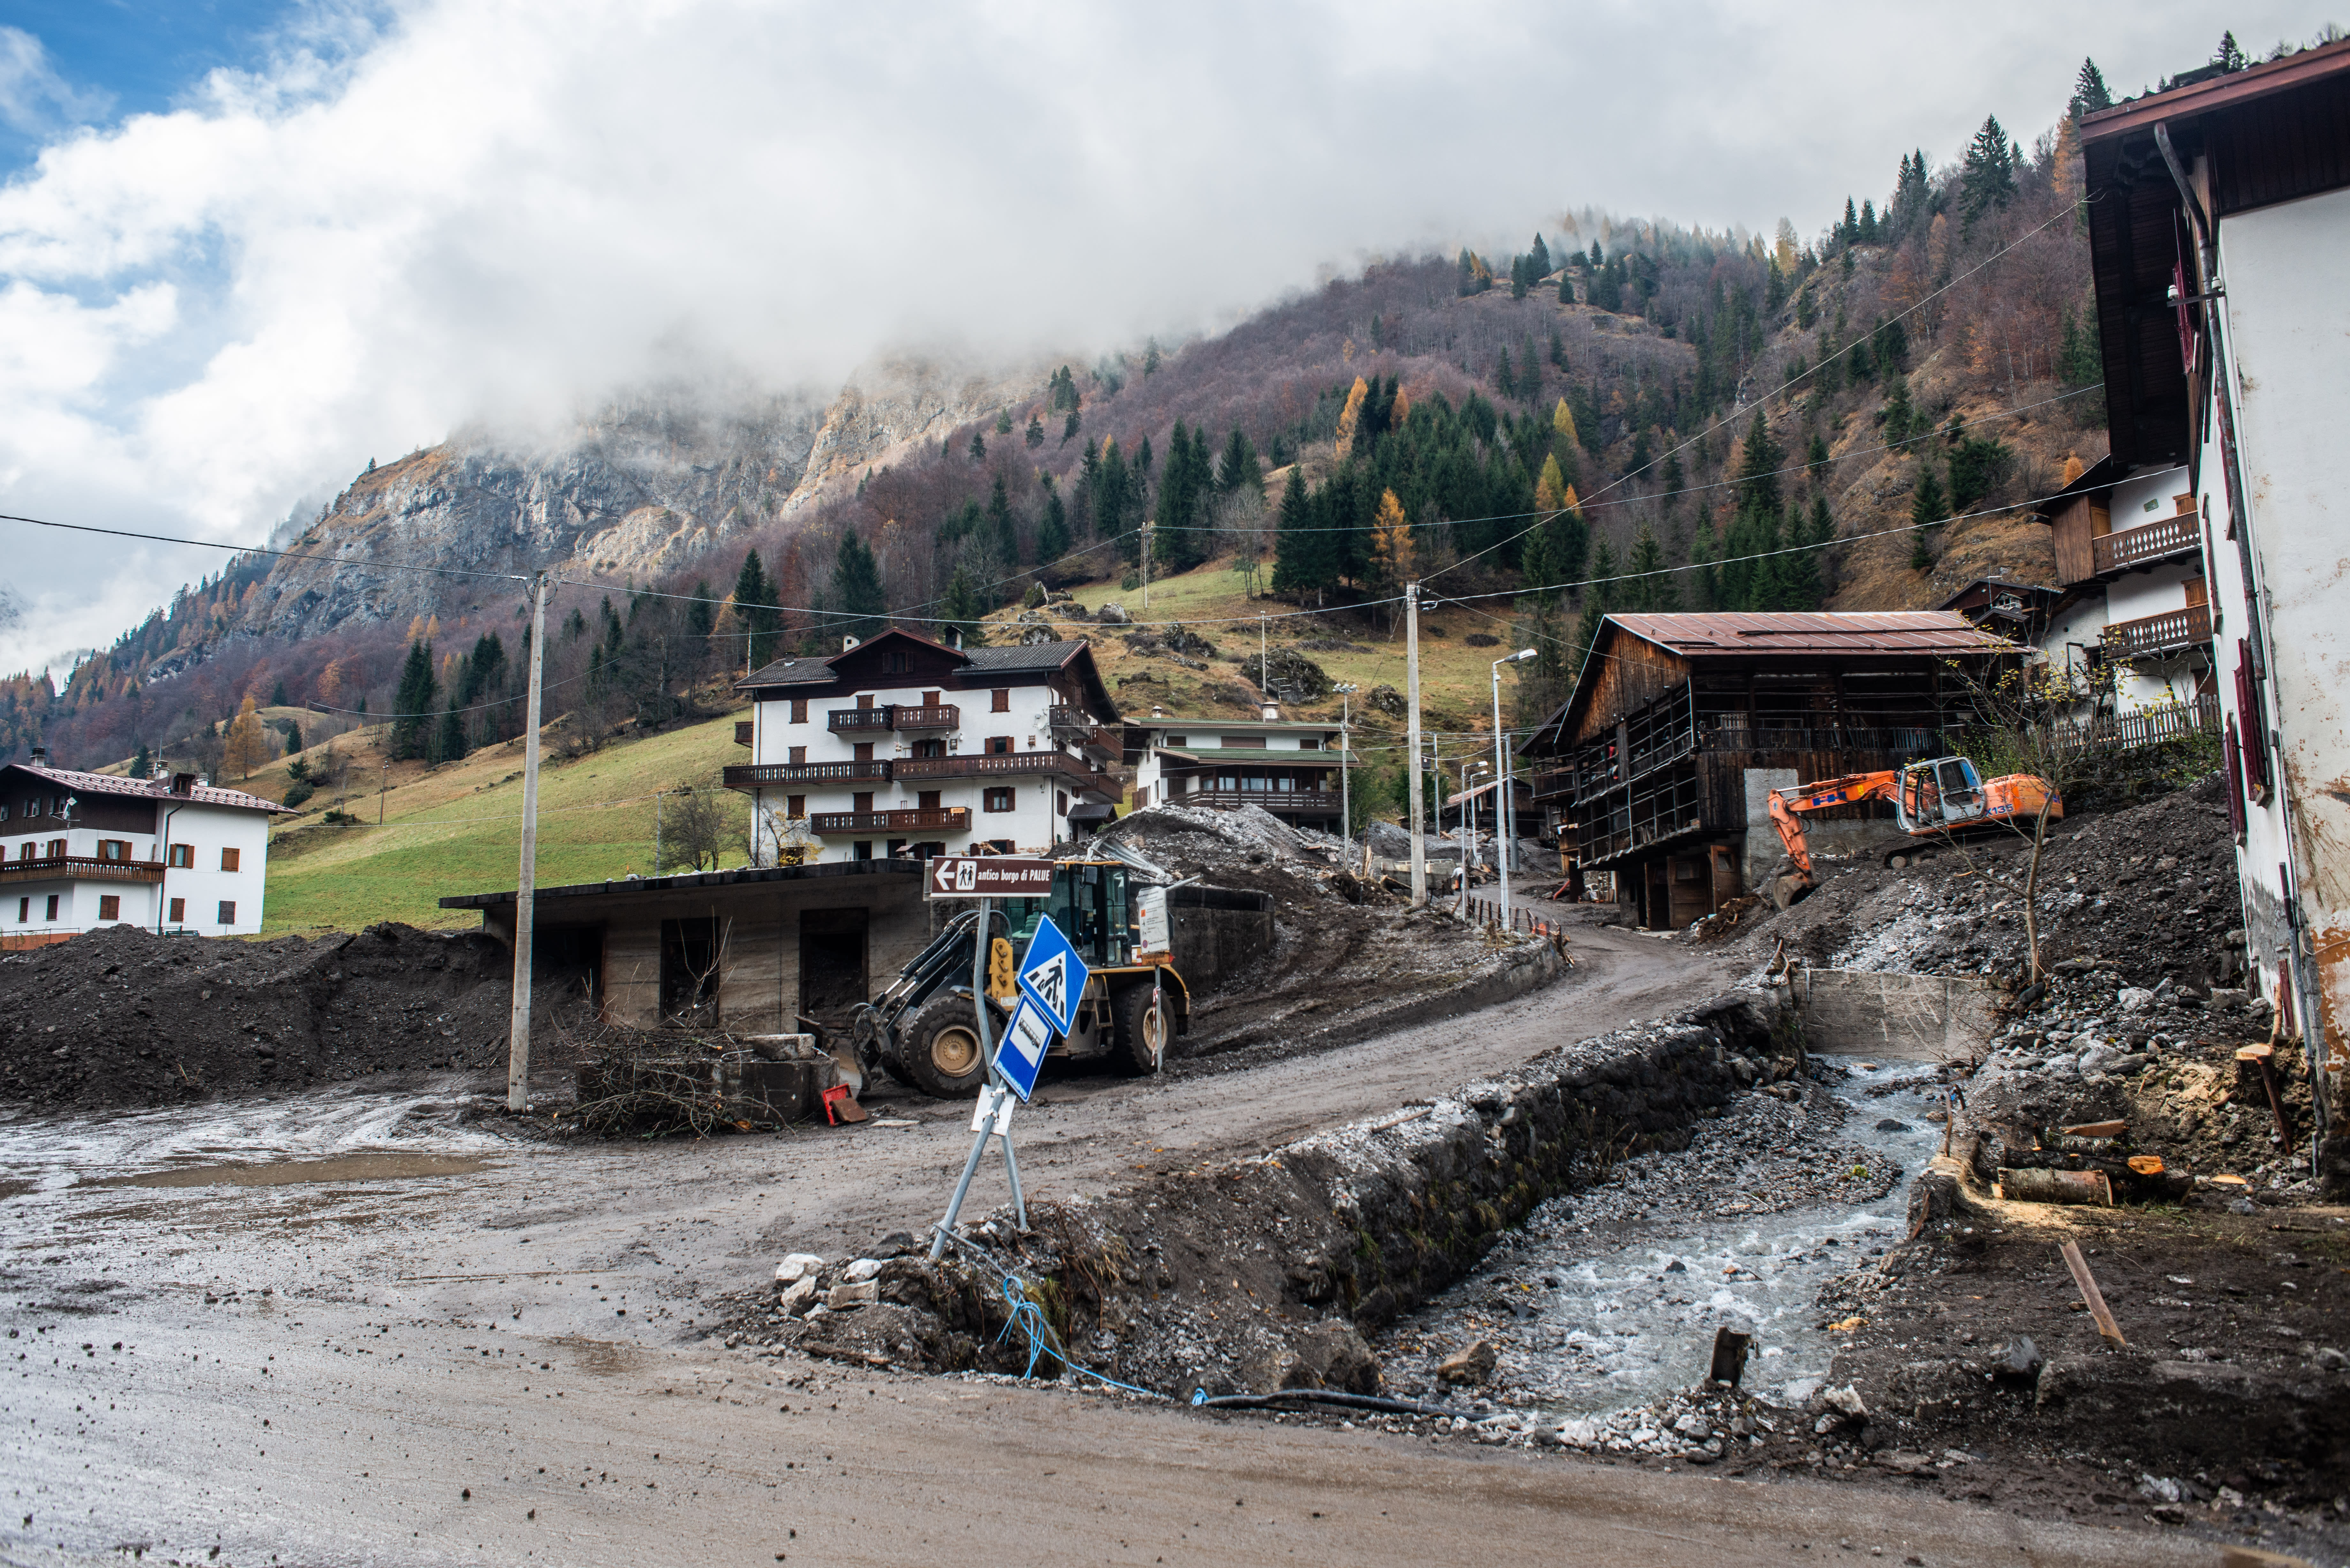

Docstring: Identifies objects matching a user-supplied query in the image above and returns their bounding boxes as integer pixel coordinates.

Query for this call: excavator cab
[1896,756,1986,833]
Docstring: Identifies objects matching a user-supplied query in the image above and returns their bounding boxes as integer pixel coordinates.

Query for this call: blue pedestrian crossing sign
[994,995,1053,1102]
[1016,914,1089,1037]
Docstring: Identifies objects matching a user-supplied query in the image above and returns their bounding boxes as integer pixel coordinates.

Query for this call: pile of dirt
[1723,774,2242,991]
[1818,1191,2350,1557]
[0,923,525,1111]
[1098,803,1568,1066]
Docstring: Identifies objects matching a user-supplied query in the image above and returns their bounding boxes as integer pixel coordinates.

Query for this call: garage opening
[798,907,869,1031]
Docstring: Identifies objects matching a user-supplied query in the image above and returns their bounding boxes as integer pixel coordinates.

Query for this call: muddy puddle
[1379,1056,1945,1418]
[0,1076,523,1196]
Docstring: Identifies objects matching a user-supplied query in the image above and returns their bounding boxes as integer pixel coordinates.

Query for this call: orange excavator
[1763,755,2061,907]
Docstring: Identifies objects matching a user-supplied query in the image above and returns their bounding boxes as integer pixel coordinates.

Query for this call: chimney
[28,746,46,767]
[170,772,196,796]
[1261,703,1280,722]
[943,626,963,651]
[841,634,861,652]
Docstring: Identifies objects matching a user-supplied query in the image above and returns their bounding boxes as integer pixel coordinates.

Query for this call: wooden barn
[1519,612,2018,929]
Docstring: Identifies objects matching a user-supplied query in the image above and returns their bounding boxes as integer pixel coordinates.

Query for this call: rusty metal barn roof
[1605,611,2015,656]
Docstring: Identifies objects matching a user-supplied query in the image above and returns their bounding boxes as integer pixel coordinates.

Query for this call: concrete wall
[1791,967,1996,1062]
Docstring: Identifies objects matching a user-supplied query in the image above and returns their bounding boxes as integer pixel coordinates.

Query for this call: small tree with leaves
[222,696,272,780]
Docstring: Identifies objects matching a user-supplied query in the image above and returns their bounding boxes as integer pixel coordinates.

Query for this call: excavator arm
[1766,770,1901,881]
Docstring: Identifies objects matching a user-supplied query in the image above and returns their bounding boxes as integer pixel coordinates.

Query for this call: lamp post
[1333,683,1357,842]
[1491,649,1537,931]
[1459,761,1488,918]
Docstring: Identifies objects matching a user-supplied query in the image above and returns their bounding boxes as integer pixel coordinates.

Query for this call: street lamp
[1492,649,1537,930]
[1332,684,1358,844]
[1459,761,1489,917]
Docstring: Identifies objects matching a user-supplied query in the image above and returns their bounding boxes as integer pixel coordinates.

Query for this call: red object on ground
[820,1084,863,1126]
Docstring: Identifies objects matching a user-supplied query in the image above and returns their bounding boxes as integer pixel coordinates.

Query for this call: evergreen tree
[1687,515,1721,612]
[2057,306,2103,389]
[1530,233,1551,277]
[132,741,150,780]
[1780,501,1822,609]
[2213,31,2247,72]
[985,473,1019,564]
[1036,490,1071,564]
[1840,196,1858,244]
[1572,540,1618,679]
[1496,346,1515,398]
[1909,463,1948,570]
[1025,412,1045,448]
[1269,470,1318,596]
[270,680,288,707]
[1625,520,1676,612]
[968,431,986,462]
[1737,408,1785,515]
[1883,373,1915,447]
[2069,58,2113,119]
[733,550,781,670]
[434,701,466,764]
[1558,266,1574,305]
[1061,410,1080,445]
[282,721,302,757]
[1217,427,1262,494]
[390,639,436,760]
[939,565,984,645]
[1858,200,1879,245]
[831,532,888,640]
[1806,432,1831,476]
[1960,114,2018,228]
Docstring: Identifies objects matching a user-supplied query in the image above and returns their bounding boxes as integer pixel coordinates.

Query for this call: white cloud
[0,26,110,136]
[0,0,2312,673]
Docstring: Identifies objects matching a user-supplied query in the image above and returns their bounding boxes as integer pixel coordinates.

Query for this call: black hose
[1189,1387,1466,1417]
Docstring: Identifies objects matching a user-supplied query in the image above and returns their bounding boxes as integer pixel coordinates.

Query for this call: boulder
[1436,1339,1498,1385]
[774,1253,825,1285]
[1096,601,1131,625]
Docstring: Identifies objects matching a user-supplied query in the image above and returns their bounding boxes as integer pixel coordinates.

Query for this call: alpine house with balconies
[723,629,1125,862]
[2032,454,2218,721]
[1120,707,1354,832]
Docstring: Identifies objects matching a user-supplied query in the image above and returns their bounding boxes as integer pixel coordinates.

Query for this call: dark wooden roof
[2082,39,2350,466]
[438,857,921,910]
[736,627,1118,720]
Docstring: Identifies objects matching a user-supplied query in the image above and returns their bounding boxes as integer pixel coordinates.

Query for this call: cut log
[2126,1154,2166,1176]
[2059,1119,2126,1139]
[1995,1167,2113,1205]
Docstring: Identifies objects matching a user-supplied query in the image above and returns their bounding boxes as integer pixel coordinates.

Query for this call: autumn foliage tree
[221,696,271,780]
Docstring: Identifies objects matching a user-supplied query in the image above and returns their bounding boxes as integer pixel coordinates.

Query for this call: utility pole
[1259,614,1268,697]
[1492,649,1537,931]
[1141,520,1153,609]
[506,570,550,1114]
[1405,581,1426,908]
[1336,686,1354,841]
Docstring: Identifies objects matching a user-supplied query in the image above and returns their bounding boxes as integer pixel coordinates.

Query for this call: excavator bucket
[1764,871,1813,910]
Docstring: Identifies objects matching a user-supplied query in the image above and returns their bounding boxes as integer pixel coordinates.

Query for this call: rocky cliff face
[234,357,1043,643]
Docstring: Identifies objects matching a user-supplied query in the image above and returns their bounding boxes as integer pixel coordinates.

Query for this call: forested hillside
[9,46,2193,771]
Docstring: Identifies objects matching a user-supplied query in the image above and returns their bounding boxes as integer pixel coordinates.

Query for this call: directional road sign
[993,996,1053,1102]
[926,856,1054,899]
[1016,913,1089,1037]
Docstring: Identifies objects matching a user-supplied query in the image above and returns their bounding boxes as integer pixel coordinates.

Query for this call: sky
[0,0,2320,678]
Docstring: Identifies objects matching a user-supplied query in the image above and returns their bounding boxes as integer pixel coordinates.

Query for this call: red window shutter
[2234,640,2270,800]
[2223,717,2247,842]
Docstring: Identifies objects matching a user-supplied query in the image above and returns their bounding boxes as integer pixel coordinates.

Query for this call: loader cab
[997,860,1133,969]
[1897,756,1986,833]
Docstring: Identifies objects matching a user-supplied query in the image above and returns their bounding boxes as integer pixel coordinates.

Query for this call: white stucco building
[2034,459,2215,721]
[2081,39,2350,1163]
[1122,709,1354,833]
[2,752,287,947]
[723,629,1126,861]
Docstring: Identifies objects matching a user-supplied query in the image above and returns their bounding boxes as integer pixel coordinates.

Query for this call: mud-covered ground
[0,922,551,1110]
[1101,803,1573,1068]
[1716,774,2242,993]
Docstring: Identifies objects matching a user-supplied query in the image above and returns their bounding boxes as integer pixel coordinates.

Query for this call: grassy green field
[249,552,1513,935]
[261,714,747,934]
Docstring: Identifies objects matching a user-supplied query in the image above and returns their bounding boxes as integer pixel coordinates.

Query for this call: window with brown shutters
[786,795,806,819]
[220,847,240,872]
[2235,640,2271,803]
[167,844,194,868]
[45,838,65,859]
[168,897,185,924]
[98,895,119,921]
[983,788,1015,812]
[217,901,236,925]
[2223,718,2248,843]
[991,689,1010,712]
[790,699,808,723]
[789,746,807,765]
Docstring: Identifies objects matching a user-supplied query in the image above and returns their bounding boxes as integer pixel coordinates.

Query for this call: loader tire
[1113,981,1169,1076]
[902,992,991,1098]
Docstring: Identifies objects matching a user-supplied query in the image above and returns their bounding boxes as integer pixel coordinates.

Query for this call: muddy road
[0,922,2189,1565]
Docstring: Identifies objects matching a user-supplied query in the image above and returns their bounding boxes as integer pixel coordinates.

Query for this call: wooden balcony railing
[828,704,961,733]
[1179,788,1342,815]
[722,760,893,788]
[895,751,1108,787]
[2093,513,2201,575]
[2102,603,2212,660]
[808,807,971,835]
[0,856,165,886]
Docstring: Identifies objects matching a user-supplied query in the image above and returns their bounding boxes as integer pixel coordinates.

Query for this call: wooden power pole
[1406,581,1426,908]
[505,570,550,1113]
